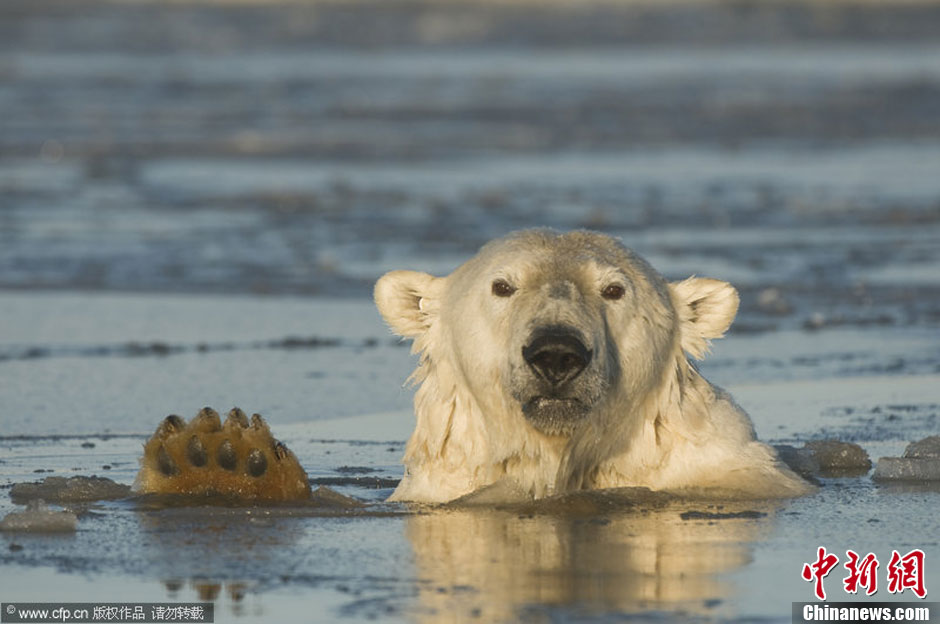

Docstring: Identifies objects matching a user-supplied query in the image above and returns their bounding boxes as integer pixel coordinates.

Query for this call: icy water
[1,294,938,622]
[2,0,940,622]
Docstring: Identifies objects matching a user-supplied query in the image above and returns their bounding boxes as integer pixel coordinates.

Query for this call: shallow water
[2,2,940,332]
[2,0,940,621]
[1,293,938,622]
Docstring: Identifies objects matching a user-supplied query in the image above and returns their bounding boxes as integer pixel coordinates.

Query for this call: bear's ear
[374,270,445,339]
[669,277,739,360]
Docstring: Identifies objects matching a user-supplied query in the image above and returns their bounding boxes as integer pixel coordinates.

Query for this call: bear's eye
[601,284,626,301]
[491,279,516,298]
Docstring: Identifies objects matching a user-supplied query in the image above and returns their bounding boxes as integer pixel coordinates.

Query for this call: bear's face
[375,230,739,439]
[441,232,680,437]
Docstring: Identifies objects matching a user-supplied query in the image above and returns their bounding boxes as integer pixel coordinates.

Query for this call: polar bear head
[375,229,742,501]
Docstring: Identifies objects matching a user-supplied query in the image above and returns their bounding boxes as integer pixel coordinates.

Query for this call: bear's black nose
[522,327,591,388]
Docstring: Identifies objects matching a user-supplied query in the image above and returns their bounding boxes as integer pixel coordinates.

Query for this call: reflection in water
[133,505,309,591]
[405,491,779,622]
[138,508,288,620]
[129,489,780,621]
[162,579,259,619]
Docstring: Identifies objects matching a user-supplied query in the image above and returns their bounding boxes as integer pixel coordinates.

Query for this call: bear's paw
[134,407,311,501]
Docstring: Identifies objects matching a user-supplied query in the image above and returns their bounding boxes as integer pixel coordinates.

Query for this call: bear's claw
[134,407,311,501]
[156,414,185,437]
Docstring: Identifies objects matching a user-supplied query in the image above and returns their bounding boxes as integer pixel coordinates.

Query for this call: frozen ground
[1,0,940,622]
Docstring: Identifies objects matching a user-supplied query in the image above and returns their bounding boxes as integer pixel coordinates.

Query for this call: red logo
[887,549,927,599]
[802,547,927,600]
[843,550,879,596]
[802,547,840,600]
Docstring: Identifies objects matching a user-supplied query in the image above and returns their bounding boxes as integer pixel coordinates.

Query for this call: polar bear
[375,229,812,503]
[134,229,811,504]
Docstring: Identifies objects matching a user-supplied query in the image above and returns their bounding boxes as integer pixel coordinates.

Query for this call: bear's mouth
[521,396,589,436]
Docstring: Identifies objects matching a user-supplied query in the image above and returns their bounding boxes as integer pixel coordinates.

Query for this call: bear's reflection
[405,492,775,621]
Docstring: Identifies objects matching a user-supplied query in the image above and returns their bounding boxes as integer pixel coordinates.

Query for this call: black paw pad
[187,435,208,467]
[157,445,179,476]
[247,449,268,477]
[217,440,237,471]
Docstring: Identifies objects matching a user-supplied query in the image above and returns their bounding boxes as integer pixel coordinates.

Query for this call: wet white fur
[374,230,813,503]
